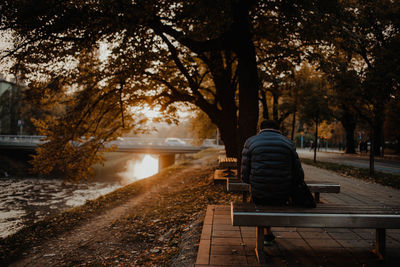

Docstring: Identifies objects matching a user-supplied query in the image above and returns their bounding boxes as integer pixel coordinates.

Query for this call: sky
[0,31,14,80]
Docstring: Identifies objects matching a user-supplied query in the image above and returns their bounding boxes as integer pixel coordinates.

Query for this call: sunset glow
[118,154,159,182]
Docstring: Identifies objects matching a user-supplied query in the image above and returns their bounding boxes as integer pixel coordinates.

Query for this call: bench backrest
[227,181,340,193]
[231,202,400,229]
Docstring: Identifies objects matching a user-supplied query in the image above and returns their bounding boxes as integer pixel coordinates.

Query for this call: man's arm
[241,140,251,183]
[292,150,305,183]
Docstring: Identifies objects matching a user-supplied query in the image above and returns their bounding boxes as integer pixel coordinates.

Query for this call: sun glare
[118,154,159,183]
[131,105,161,120]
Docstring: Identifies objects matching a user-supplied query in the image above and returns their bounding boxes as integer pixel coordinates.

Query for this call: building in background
[0,75,24,135]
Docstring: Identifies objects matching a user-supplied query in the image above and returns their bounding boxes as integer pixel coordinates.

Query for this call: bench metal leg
[373,228,386,260]
[255,226,266,264]
[314,192,320,202]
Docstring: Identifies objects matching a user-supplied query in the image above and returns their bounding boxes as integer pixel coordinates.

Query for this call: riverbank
[0,148,240,266]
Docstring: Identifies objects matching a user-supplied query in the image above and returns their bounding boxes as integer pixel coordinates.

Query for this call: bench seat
[231,202,400,263]
[217,156,237,169]
[227,181,340,202]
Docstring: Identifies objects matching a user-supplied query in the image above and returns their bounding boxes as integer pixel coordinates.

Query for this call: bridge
[0,135,217,169]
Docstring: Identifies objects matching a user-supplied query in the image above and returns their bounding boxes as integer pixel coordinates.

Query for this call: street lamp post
[18,120,23,135]
[300,131,304,149]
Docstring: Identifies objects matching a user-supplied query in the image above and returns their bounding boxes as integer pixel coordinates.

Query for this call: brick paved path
[195,164,400,266]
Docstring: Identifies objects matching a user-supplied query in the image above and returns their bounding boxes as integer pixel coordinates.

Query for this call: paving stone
[299,231,331,239]
[213,224,239,231]
[211,237,243,245]
[275,231,301,239]
[336,239,372,248]
[354,232,375,240]
[324,227,352,233]
[212,230,241,238]
[387,238,400,248]
[327,231,362,240]
[210,245,247,256]
[278,238,312,249]
[241,238,256,246]
[388,232,400,241]
[305,238,342,248]
[201,224,212,240]
[209,255,247,265]
[214,219,232,225]
[296,227,325,232]
[196,239,211,265]
[245,255,258,265]
[271,227,297,232]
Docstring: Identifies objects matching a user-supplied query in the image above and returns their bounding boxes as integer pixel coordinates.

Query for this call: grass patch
[300,158,400,190]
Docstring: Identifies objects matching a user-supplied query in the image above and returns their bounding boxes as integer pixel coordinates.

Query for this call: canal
[0,153,159,238]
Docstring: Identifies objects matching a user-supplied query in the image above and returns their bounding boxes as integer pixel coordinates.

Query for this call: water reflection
[118,154,159,183]
[0,178,121,238]
[0,153,159,238]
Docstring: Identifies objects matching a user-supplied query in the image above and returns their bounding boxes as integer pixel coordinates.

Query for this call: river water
[0,153,159,238]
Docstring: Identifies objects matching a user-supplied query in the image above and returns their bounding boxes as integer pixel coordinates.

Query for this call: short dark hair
[260,120,279,130]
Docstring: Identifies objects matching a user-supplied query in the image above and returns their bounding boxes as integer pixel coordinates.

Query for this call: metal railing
[0,135,218,148]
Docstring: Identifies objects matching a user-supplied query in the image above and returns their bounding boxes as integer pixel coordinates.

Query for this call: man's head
[260,120,280,130]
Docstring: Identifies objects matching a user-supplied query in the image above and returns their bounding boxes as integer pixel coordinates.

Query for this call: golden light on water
[118,154,159,182]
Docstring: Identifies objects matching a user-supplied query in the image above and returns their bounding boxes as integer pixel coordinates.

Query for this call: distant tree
[30,50,145,180]
[297,66,333,162]
[321,0,400,175]
[384,94,400,154]
[187,110,217,146]
[316,49,361,154]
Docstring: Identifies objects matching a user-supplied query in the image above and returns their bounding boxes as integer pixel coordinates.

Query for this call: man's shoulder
[259,131,296,149]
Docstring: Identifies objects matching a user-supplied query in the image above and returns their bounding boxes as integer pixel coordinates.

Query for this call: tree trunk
[272,92,279,122]
[219,123,237,157]
[340,107,357,154]
[234,2,259,160]
[373,121,384,157]
[343,121,356,154]
[397,135,400,155]
[205,51,238,157]
[290,86,298,141]
[314,120,318,163]
[369,128,375,177]
[260,90,269,120]
[291,112,296,141]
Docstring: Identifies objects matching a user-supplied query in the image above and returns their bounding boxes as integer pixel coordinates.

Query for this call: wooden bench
[213,169,239,184]
[217,156,237,169]
[231,202,400,263]
[227,181,340,203]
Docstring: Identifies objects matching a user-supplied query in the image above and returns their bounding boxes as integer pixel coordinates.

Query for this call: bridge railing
[0,135,45,144]
[0,135,219,148]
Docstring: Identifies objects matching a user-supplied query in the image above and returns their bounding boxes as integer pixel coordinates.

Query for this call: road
[297,148,400,175]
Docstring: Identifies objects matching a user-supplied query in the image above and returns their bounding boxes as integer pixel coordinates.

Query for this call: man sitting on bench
[241,119,315,245]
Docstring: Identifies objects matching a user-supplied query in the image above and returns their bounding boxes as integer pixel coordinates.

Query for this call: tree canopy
[1,0,400,179]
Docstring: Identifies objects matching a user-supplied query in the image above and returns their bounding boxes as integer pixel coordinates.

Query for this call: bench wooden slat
[227,181,340,194]
[217,156,237,169]
[233,203,400,215]
[227,181,340,203]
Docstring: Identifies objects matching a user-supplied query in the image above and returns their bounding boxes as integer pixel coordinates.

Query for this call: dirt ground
[4,149,236,267]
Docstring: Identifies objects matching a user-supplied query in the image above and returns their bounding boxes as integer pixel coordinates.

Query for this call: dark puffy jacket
[241,129,304,204]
